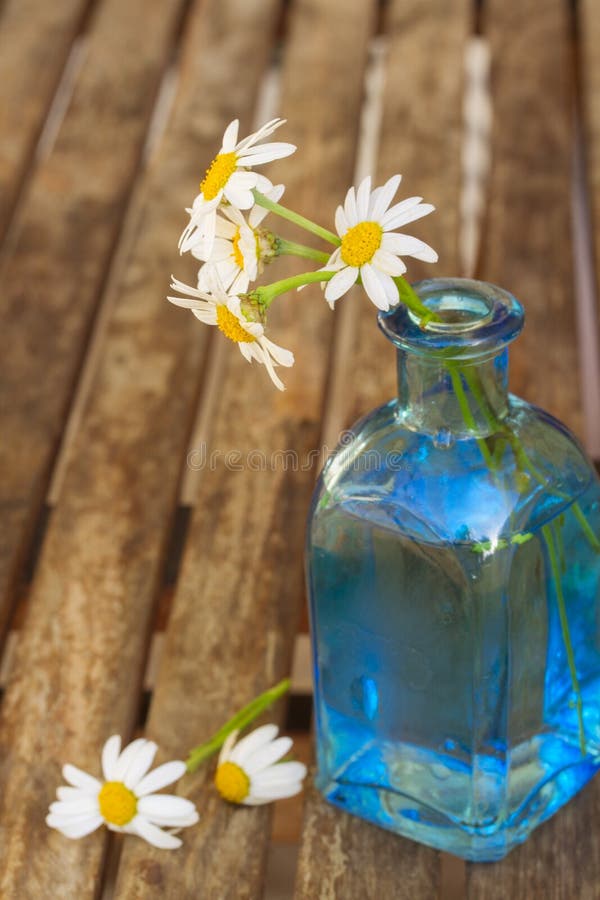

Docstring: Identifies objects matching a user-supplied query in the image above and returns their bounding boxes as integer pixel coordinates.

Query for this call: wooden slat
[478,0,582,435]
[295,1,469,896]
[0,1,281,896]
[295,783,440,899]
[0,0,188,642]
[111,1,376,897]
[580,0,600,388]
[467,1,599,895]
[0,0,90,239]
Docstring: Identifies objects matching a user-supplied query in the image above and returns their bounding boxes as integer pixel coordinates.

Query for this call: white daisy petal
[382,201,435,231]
[62,765,102,794]
[244,736,293,774]
[223,185,255,210]
[112,739,149,781]
[135,761,187,797]
[355,175,372,219]
[382,234,438,262]
[372,248,407,276]
[324,266,359,305]
[101,735,122,782]
[130,816,182,850]
[369,174,402,219]
[138,795,199,825]
[235,117,285,152]
[361,263,391,310]
[258,336,294,368]
[221,119,239,152]
[248,344,285,391]
[227,724,279,765]
[376,268,400,307]
[252,761,308,786]
[335,204,350,237]
[344,185,358,224]
[237,142,296,166]
[123,741,159,789]
[245,782,305,804]
[254,173,275,195]
[192,308,218,325]
[50,796,100,817]
[47,814,104,839]
[250,183,285,227]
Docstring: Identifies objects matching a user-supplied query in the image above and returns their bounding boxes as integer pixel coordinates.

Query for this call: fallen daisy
[46,735,199,849]
[215,724,307,805]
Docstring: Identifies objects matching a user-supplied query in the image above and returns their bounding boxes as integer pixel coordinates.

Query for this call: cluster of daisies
[168,118,437,390]
[47,723,306,851]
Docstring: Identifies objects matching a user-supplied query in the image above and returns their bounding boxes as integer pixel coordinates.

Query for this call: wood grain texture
[0,0,187,644]
[112,1,376,897]
[0,1,281,896]
[295,3,470,896]
[467,777,600,899]
[0,0,90,238]
[295,781,440,900]
[580,0,600,358]
[478,0,581,435]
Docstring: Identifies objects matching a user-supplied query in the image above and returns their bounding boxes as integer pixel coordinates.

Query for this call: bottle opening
[378,278,524,359]
[408,292,494,332]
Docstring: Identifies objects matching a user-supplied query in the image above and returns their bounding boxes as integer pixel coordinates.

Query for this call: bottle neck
[396,348,509,438]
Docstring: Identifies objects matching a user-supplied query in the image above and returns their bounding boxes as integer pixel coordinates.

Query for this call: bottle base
[316,740,600,862]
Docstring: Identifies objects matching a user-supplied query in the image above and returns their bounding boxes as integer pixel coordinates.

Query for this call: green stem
[276,238,330,263]
[448,366,496,469]
[394,276,441,325]
[253,190,340,246]
[250,270,335,308]
[573,501,600,552]
[186,678,291,773]
[542,524,586,754]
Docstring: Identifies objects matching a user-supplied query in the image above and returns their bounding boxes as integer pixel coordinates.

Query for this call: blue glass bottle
[306,278,600,861]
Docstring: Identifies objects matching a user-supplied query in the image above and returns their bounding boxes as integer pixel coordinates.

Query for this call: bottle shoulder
[310,396,598,545]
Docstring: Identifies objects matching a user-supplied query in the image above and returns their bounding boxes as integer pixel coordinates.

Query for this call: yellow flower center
[340,221,383,267]
[200,152,237,201]
[231,227,244,269]
[98,781,137,826]
[215,761,250,804]
[216,304,255,344]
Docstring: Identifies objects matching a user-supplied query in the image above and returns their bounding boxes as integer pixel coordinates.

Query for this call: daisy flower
[324,174,438,311]
[179,118,295,258]
[167,275,294,391]
[195,184,284,294]
[214,724,307,805]
[46,735,199,850]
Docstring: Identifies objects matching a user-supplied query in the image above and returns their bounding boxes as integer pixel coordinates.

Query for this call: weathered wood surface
[0,0,90,238]
[580,0,600,360]
[295,1,469,895]
[467,1,600,895]
[295,782,440,900]
[0,0,187,645]
[113,1,377,896]
[0,0,281,896]
[478,0,582,436]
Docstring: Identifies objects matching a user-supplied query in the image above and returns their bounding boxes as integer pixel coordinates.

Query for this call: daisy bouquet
[168,117,438,391]
[169,117,600,767]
